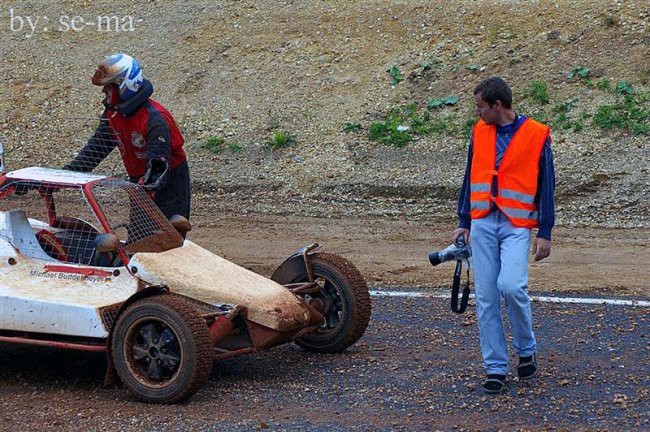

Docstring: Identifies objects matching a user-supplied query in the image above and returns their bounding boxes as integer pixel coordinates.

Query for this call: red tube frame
[0,335,106,352]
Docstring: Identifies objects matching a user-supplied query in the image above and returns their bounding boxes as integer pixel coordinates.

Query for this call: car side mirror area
[95,233,121,253]
[170,215,192,237]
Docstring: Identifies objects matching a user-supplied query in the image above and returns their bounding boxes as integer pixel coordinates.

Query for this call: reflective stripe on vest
[500,188,535,204]
[469,118,549,228]
[470,183,491,193]
[500,206,538,221]
[471,201,490,210]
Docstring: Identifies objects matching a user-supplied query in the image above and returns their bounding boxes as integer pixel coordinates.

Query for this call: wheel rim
[306,276,347,336]
[123,318,183,388]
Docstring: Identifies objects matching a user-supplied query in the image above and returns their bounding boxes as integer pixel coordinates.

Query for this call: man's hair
[473,77,512,109]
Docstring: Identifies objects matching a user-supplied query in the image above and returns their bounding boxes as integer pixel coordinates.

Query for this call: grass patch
[202,136,243,154]
[367,103,469,147]
[202,136,226,154]
[341,122,362,133]
[550,100,584,131]
[488,24,516,41]
[269,131,296,149]
[528,80,549,104]
[593,94,649,135]
[595,78,611,90]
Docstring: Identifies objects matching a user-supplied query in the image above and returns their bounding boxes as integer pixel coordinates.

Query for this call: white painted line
[369,290,650,307]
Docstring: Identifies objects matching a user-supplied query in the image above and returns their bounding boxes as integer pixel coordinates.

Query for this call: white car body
[0,167,311,340]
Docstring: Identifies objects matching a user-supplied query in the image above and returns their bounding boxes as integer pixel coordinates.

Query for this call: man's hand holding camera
[451,227,470,244]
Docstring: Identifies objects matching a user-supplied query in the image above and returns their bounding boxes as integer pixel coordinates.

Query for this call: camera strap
[451,259,470,314]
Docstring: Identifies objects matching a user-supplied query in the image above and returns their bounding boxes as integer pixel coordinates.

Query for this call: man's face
[102,84,119,107]
[474,92,500,125]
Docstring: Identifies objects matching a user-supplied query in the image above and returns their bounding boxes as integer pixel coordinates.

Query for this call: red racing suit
[65,79,191,219]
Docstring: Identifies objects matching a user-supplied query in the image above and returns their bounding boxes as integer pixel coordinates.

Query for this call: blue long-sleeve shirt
[457,114,555,240]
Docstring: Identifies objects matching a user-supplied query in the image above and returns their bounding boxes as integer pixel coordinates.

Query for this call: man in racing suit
[65,53,190,220]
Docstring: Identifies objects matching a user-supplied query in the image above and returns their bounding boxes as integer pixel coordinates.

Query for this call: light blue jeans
[471,208,536,375]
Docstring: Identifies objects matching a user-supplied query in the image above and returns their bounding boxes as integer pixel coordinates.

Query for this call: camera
[428,234,471,266]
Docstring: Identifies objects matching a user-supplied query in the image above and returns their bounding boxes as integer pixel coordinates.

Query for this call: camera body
[428,234,471,266]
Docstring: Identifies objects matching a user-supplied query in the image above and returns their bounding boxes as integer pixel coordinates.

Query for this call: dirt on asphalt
[1,292,648,431]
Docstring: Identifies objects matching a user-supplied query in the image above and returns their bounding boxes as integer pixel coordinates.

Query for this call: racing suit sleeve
[63,113,117,172]
[146,112,172,161]
[141,110,172,191]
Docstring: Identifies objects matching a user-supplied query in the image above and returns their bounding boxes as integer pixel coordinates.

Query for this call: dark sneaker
[517,354,538,380]
[483,374,507,394]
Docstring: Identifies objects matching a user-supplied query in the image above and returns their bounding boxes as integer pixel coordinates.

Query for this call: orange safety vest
[470,118,549,228]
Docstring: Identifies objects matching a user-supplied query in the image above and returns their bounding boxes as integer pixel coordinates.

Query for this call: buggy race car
[0,167,371,403]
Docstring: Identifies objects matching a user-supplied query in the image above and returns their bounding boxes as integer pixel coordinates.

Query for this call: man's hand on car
[139,158,169,192]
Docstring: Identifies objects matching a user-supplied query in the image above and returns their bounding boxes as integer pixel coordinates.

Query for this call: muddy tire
[294,253,371,353]
[111,294,213,404]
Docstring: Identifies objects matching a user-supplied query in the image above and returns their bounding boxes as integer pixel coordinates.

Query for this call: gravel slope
[1,1,648,228]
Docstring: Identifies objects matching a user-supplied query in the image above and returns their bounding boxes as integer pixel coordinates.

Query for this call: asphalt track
[0,289,648,431]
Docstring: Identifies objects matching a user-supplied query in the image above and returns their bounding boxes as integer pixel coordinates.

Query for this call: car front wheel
[111,295,213,403]
[293,253,371,353]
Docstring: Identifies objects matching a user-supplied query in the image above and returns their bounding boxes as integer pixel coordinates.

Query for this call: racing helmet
[91,53,143,100]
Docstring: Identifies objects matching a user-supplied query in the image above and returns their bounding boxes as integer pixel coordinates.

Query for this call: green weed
[388,66,404,85]
[616,81,634,96]
[202,136,226,154]
[341,122,362,133]
[593,94,649,135]
[462,114,477,139]
[552,100,577,114]
[567,67,590,80]
[528,80,549,104]
[488,24,516,41]
[596,78,611,90]
[551,99,584,131]
[427,96,460,109]
[367,103,470,147]
[427,95,460,109]
[269,131,296,149]
[202,136,243,154]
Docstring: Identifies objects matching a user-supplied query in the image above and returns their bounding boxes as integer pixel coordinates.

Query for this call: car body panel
[0,237,138,337]
[130,241,312,332]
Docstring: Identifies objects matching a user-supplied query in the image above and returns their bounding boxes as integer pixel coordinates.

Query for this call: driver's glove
[139,157,170,192]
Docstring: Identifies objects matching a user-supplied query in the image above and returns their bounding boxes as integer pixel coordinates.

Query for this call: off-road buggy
[0,167,371,403]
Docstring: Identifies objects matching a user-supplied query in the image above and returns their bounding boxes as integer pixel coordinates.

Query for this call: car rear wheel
[293,253,371,353]
[111,295,213,403]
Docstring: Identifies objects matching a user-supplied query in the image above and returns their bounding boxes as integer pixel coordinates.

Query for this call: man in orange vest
[452,77,555,393]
